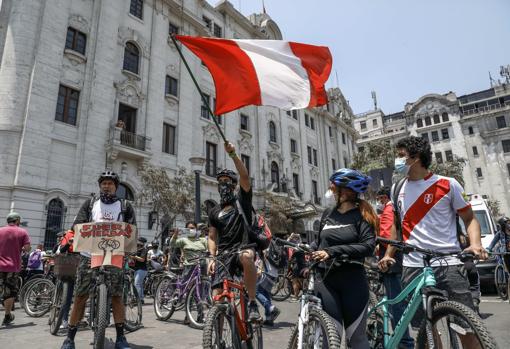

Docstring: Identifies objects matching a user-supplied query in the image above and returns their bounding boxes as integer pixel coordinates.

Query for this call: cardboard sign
[73,222,137,268]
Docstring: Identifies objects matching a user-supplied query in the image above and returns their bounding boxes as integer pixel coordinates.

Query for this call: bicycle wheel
[246,321,263,349]
[203,304,240,349]
[19,276,43,308]
[23,278,55,317]
[272,276,292,302]
[49,281,68,335]
[124,281,143,332]
[93,284,109,349]
[185,278,212,329]
[286,308,342,349]
[416,300,498,349]
[153,276,177,321]
[494,264,508,300]
[367,291,384,349]
[151,275,163,298]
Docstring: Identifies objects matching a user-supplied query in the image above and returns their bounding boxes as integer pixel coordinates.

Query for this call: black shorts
[211,248,255,290]
[402,264,474,328]
[0,272,20,300]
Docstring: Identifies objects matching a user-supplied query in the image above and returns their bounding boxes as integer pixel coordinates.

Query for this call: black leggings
[315,267,370,349]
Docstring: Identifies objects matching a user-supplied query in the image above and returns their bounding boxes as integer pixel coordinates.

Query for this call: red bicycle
[202,244,263,349]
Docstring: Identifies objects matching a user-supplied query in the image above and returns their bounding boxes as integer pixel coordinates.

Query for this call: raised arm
[224,141,250,192]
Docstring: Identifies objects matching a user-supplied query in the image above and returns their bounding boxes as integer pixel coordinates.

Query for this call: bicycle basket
[54,254,81,280]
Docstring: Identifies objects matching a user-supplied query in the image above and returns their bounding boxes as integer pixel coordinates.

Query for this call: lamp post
[189,156,206,224]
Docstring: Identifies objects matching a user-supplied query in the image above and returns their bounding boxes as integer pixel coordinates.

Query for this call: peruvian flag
[176,35,333,115]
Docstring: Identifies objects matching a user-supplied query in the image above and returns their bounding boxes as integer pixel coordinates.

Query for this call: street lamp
[189,156,206,224]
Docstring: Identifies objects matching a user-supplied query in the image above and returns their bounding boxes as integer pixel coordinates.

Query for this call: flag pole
[170,34,227,144]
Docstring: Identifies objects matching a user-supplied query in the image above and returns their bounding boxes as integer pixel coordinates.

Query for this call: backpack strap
[88,195,97,222]
[390,177,407,240]
[236,200,251,229]
[117,199,127,222]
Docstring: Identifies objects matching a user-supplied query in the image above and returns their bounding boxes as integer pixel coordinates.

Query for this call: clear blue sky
[209,0,510,114]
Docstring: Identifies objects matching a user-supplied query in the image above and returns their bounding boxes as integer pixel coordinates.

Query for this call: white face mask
[188,229,199,238]
[376,202,384,212]
[394,157,410,175]
[323,189,337,207]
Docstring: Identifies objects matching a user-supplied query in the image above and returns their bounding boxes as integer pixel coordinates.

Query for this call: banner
[73,222,137,268]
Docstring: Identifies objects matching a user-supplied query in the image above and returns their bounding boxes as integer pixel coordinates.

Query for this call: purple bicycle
[153,255,212,329]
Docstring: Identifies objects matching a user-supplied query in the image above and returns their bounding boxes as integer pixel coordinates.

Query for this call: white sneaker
[60,320,69,330]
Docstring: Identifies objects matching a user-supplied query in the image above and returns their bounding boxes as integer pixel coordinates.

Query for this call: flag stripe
[289,42,332,107]
[235,40,311,109]
[401,179,451,241]
[176,35,261,115]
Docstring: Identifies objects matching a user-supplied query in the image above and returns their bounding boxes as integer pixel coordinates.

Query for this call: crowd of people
[0,135,508,349]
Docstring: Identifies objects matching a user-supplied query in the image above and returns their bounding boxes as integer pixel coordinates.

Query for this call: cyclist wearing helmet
[207,141,261,321]
[310,168,377,349]
[61,171,136,349]
[488,216,510,272]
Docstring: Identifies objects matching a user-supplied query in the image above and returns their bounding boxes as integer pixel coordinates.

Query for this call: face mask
[218,182,236,206]
[188,229,199,238]
[394,157,410,175]
[100,191,119,204]
[323,189,337,207]
[376,202,384,212]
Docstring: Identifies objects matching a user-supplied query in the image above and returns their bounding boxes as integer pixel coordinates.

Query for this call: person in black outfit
[130,237,148,303]
[207,141,260,321]
[310,168,376,349]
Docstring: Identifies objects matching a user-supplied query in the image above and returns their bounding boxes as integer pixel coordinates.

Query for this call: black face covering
[218,182,236,206]
[100,191,119,205]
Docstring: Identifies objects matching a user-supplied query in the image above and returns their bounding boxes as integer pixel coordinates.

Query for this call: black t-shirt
[133,247,148,270]
[208,187,252,253]
[316,207,375,269]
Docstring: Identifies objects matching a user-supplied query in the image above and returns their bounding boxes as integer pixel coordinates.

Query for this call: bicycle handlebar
[376,237,476,261]
[273,237,313,253]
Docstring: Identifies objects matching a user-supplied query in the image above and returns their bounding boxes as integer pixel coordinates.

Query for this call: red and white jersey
[396,173,470,267]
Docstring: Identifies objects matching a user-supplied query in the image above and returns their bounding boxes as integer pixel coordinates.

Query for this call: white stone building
[353,85,510,215]
[0,0,357,248]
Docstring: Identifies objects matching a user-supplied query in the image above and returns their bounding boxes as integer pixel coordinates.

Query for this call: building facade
[353,85,510,215]
[0,0,357,247]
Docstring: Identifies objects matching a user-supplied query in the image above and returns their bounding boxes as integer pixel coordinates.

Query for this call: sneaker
[1,313,14,326]
[289,296,299,303]
[60,320,69,330]
[248,302,262,322]
[270,307,281,322]
[115,335,131,349]
[60,338,75,349]
[263,319,274,327]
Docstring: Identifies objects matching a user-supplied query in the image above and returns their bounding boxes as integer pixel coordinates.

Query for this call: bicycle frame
[367,265,436,349]
[213,278,250,342]
[174,264,201,300]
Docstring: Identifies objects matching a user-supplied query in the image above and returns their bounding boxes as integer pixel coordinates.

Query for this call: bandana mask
[218,182,236,206]
[100,191,119,205]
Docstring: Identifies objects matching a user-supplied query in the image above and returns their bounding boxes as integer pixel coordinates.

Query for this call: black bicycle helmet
[98,170,120,187]
[216,169,238,184]
[498,216,510,230]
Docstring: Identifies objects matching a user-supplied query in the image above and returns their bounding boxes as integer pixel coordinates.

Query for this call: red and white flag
[176,35,333,115]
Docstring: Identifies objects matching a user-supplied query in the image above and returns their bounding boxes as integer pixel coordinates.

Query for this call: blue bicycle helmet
[329,168,372,194]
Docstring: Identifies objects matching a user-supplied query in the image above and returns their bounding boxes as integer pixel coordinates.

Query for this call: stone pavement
[0,295,508,348]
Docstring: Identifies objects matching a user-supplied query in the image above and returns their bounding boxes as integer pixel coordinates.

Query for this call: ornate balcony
[106,127,152,163]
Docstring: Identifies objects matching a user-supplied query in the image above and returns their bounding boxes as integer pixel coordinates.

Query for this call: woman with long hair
[311,168,377,349]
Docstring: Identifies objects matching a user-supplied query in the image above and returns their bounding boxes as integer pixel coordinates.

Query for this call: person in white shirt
[379,136,488,331]
[147,241,164,271]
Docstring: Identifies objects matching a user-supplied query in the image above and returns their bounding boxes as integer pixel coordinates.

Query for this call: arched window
[425,116,431,126]
[43,198,65,250]
[271,161,280,192]
[123,42,140,74]
[442,112,449,122]
[416,118,423,128]
[116,183,134,201]
[269,121,277,143]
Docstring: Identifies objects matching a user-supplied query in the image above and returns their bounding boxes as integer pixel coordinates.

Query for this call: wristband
[228,152,237,158]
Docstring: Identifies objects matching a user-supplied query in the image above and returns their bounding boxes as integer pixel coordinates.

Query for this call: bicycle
[367,237,498,349]
[48,253,80,334]
[22,274,55,317]
[270,268,293,302]
[272,238,342,349]
[123,266,143,332]
[153,255,212,329]
[202,243,263,349]
[492,250,510,301]
[143,268,165,298]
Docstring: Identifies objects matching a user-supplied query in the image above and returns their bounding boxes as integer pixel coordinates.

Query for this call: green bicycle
[367,238,497,349]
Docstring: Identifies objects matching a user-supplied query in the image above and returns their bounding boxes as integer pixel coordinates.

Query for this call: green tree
[138,165,195,235]
[263,193,296,235]
[487,199,502,219]
[351,139,395,173]
[429,156,467,187]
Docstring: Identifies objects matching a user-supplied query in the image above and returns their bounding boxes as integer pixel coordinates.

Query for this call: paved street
[1,292,509,348]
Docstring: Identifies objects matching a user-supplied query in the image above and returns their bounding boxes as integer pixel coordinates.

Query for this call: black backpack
[267,239,287,269]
